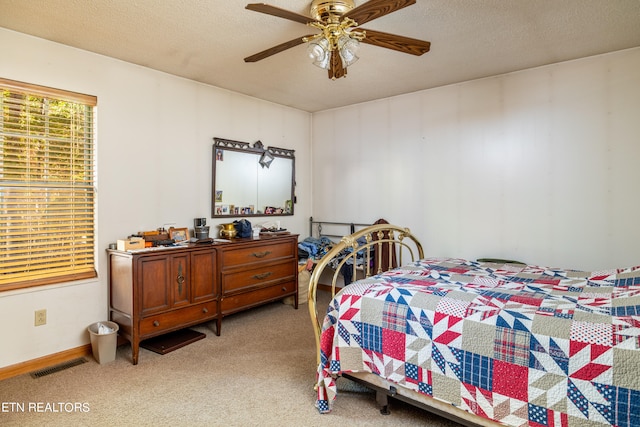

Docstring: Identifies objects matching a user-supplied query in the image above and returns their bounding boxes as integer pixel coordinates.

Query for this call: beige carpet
[0,292,461,426]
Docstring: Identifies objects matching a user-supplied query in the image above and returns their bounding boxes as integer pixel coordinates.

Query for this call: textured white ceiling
[1,0,639,112]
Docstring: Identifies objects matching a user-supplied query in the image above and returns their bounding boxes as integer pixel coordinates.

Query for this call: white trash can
[87,321,119,364]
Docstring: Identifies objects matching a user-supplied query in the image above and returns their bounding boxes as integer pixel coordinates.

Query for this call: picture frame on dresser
[169,227,189,242]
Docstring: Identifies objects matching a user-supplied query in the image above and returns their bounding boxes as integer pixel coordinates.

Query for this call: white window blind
[0,78,97,291]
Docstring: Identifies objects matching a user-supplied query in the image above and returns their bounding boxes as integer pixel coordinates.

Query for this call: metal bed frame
[308,223,499,427]
[308,217,371,241]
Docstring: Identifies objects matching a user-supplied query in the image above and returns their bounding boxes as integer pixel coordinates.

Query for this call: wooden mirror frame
[212,137,295,218]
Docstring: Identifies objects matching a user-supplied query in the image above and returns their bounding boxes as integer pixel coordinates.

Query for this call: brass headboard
[308,223,424,365]
[308,217,371,241]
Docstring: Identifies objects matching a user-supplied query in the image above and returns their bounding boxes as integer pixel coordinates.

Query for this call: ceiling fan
[244,0,431,80]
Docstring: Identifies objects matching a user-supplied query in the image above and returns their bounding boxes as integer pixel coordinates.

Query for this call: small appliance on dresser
[194,217,209,239]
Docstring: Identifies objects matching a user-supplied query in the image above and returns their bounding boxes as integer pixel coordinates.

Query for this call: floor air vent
[30,358,87,378]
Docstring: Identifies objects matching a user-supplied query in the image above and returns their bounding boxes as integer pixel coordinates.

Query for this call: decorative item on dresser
[108,233,298,364]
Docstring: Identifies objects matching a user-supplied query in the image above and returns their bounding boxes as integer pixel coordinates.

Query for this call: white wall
[312,47,640,271]
[0,28,312,368]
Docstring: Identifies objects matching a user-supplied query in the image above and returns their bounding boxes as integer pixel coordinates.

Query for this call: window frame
[0,78,97,292]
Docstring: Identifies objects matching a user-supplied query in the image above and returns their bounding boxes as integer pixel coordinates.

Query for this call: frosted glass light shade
[307,38,331,69]
[338,35,359,67]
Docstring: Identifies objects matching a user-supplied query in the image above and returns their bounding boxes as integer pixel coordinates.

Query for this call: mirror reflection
[212,138,295,218]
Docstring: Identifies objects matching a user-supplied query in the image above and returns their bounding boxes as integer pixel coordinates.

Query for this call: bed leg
[376,390,390,415]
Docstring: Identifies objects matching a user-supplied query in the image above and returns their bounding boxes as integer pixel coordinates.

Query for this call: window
[0,78,97,291]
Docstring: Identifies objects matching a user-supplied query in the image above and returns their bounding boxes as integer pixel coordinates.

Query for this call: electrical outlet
[34,309,47,326]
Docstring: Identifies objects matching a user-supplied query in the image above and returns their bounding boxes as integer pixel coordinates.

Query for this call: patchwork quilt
[316,258,640,427]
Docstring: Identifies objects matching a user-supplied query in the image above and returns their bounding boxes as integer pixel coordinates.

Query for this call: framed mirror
[212,137,295,218]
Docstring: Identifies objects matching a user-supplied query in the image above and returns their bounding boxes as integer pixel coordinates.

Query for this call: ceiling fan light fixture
[310,0,355,22]
[307,37,331,69]
[245,1,431,81]
[338,35,359,67]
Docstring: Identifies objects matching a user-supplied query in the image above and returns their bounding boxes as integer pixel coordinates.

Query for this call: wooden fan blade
[244,35,314,62]
[344,0,416,26]
[359,28,430,56]
[328,50,347,80]
[245,3,318,25]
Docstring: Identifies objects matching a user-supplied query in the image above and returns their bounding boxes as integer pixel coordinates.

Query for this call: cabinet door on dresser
[170,253,191,307]
[137,250,215,313]
[191,249,216,303]
[137,253,191,314]
[138,255,173,316]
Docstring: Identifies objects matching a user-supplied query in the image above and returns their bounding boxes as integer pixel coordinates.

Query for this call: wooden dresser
[108,245,218,365]
[108,234,298,364]
[216,234,298,334]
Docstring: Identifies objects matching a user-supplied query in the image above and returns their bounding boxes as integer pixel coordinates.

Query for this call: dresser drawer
[222,261,296,293]
[221,281,296,313]
[221,240,294,268]
[140,301,216,336]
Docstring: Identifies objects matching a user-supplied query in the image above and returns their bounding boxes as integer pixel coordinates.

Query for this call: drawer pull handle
[252,251,272,258]
[177,264,185,294]
[177,274,185,294]
[252,272,272,280]
[153,321,160,327]
[281,287,287,292]
[202,307,208,314]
